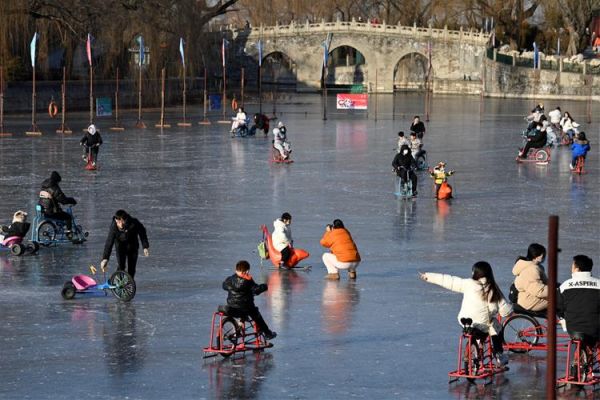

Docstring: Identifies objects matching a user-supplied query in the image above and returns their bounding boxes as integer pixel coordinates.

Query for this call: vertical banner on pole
[177,38,191,127]
[136,35,146,128]
[26,32,42,135]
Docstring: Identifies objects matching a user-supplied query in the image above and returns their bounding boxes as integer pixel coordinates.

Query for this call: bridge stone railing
[220,19,490,46]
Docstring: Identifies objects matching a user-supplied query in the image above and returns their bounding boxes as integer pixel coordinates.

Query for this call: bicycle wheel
[216,317,240,358]
[502,314,542,353]
[572,347,591,384]
[535,149,549,163]
[109,271,136,302]
[37,221,56,244]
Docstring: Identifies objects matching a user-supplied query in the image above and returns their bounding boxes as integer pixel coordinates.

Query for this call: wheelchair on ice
[203,305,274,358]
[31,205,88,246]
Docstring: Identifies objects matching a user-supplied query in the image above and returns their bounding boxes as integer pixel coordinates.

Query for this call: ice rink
[0,93,598,399]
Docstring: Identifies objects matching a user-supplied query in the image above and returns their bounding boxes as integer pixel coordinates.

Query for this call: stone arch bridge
[225,20,490,94]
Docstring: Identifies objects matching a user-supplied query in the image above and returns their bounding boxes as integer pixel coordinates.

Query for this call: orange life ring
[48,101,58,118]
[231,98,238,111]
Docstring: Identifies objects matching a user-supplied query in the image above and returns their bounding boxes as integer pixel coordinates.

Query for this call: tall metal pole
[546,215,559,400]
[322,65,327,121]
[0,66,11,136]
[374,69,378,122]
[110,68,124,131]
[178,61,191,127]
[259,64,263,114]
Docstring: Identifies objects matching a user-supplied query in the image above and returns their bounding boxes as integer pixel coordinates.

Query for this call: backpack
[508,283,519,304]
[257,241,269,260]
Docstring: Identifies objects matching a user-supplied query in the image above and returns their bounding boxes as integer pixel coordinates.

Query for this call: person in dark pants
[38,171,77,234]
[222,260,277,340]
[80,124,103,165]
[519,122,547,158]
[410,115,426,139]
[392,145,418,196]
[101,209,149,279]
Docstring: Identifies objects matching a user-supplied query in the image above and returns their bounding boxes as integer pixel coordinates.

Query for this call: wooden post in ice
[110,68,125,131]
[198,68,211,125]
[56,66,72,134]
[0,67,12,136]
[155,68,170,128]
[178,59,191,127]
[25,61,42,136]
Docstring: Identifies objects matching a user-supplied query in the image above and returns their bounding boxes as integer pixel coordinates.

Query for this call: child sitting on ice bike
[429,162,454,198]
[570,132,591,170]
[222,260,277,340]
[419,261,513,367]
[80,124,103,166]
[0,210,30,241]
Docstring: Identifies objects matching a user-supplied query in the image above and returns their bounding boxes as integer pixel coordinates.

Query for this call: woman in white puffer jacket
[420,261,513,366]
[272,212,293,267]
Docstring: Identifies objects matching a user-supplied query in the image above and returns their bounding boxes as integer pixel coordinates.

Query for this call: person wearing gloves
[222,260,277,340]
[419,261,513,367]
[80,124,103,166]
[101,209,149,279]
[272,212,293,268]
[392,144,418,196]
[38,171,77,235]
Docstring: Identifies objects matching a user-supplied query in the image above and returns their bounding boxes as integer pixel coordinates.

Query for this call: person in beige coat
[512,243,548,312]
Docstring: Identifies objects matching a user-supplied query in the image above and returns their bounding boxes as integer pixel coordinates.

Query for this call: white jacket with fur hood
[423,273,513,333]
[272,218,292,252]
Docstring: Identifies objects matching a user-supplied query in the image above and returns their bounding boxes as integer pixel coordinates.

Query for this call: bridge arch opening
[393,53,431,91]
[262,52,297,87]
[325,45,366,88]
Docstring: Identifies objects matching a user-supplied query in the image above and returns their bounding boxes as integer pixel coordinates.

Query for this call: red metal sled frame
[449,330,506,384]
[203,311,273,358]
[557,340,600,388]
[502,313,570,353]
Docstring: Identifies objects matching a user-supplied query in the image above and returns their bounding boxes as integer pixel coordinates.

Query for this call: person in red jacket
[320,219,361,280]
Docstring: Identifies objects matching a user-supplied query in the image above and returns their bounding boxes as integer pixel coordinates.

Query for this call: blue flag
[257,40,263,67]
[533,41,539,69]
[179,38,185,66]
[138,35,145,66]
[30,32,39,68]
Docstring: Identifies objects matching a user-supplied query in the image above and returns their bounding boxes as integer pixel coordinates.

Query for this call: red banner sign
[336,94,368,110]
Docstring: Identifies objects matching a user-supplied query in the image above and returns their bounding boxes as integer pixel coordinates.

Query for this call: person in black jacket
[519,122,547,158]
[101,209,149,279]
[558,255,599,349]
[392,144,418,196]
[410,115,426,139]
[38,171,77,233]
[222,260,277,340]
[0,210,30,239]
[80,124,103,165]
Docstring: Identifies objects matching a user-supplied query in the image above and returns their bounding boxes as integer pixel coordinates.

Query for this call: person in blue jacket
[570,132,591,169]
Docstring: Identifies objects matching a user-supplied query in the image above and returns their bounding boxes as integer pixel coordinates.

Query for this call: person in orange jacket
[320,219,361,280]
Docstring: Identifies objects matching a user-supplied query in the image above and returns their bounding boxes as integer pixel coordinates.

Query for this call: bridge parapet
[225,19,490,46]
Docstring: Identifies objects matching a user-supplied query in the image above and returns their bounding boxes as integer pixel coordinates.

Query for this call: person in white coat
[272,212,293,267]
[230,107,248,133]
[419,261,513,367]
[272,127,291,159]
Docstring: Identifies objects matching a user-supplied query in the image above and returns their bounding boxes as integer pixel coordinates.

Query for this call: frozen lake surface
[0,94,598,399]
